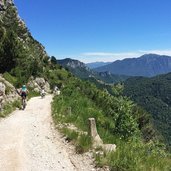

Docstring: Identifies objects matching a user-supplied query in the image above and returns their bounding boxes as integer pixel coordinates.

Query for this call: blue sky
[14,0,171,63]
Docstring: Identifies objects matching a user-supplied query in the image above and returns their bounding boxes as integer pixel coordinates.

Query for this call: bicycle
[40,91,45,98]
[21,96,26,110]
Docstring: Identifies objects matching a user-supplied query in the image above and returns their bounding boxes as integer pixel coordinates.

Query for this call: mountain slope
[0,0,48,76]
[57,58,129,83]
[0,0,71,88]
[95,54,171,77]
[86,61,112,69]
[57,58,94,78]
[123,73,171,149]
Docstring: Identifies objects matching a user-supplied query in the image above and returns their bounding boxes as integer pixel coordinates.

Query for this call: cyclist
[40,86,46,98]
[20,85,28,109]
[53,85,60,95]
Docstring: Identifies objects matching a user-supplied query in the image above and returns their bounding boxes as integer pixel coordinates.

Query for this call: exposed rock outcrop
[28,77,51,93]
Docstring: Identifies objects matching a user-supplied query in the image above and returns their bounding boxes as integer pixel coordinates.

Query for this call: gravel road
[0,95,99,171]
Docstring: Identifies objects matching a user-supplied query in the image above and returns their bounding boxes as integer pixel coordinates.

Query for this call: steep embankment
[123,73,171,149]
[0,95,98,171]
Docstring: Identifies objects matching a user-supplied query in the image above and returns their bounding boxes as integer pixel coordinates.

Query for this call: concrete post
[67,107,71,115]
[88,118,98,137]
[88,118,103,147]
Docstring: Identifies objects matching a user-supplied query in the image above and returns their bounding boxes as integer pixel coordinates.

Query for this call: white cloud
[80,49,171,63]
[139,50,171,56]
[80,52,141,63]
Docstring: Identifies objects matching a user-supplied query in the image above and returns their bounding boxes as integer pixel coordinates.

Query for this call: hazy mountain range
[94,54,171,77]
[86,62,112,69]
[57,54,171,83]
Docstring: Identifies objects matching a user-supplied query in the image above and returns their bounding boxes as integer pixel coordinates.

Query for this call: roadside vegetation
[124,75,171,151]
[0,100,21,118]
[52,79,171,171]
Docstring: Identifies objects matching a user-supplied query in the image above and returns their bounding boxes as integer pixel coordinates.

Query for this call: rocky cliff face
[99,71,112,77]
[57,58,95,78]
[57,58,90,71]
[0,0,25,30]
[28,77,51,93]
[0,0,13,9]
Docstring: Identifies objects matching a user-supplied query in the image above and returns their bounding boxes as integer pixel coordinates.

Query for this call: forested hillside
[123,73,171,150]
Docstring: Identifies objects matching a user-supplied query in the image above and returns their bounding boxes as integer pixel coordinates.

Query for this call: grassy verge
[59,127,92,154]
[27,89,40,99]
[52,83,171,170]
[0,100,21,118]
[95,141,171,171]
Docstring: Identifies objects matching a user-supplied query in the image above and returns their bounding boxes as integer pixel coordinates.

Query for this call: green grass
[60,127,92,153]
[52,92,106,133]
[51,84,171,170]
[76,134,92,153]
[95,140,171,171]
[0,100,21,117]
[27,89,40,99]
[61,128,79,142]
[3,72,17,86]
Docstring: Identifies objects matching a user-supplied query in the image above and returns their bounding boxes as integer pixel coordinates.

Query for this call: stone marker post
[88,118,103,147]
[88,118,116,152]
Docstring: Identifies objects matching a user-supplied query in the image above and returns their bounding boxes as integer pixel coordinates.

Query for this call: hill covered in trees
[123,73,171,150]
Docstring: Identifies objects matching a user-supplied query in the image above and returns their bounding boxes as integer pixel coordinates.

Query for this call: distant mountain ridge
[57,58,93,78]
[57,58,129,83]
[86,61,112,69]
[95,54,171,77]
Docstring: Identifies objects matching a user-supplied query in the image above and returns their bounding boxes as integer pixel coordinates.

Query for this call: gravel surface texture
[0,95,107,171]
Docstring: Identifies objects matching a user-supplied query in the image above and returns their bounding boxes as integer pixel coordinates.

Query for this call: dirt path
[0,95,99,171]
